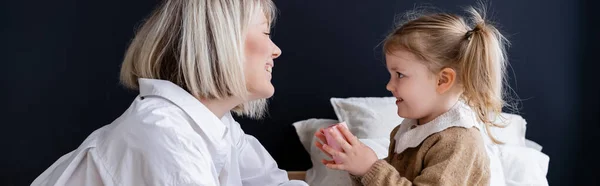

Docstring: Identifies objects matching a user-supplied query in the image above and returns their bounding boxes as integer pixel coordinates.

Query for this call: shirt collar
[393,101,482,154]
[138,78,228,141]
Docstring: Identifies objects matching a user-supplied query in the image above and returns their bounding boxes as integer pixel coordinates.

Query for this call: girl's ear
[436,67,456,94]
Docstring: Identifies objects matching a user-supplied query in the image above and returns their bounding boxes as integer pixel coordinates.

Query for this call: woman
[32,0,307,185]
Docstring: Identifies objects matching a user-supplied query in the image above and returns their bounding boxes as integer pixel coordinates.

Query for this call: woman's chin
[263,89,275,99]
[249,85,274,100]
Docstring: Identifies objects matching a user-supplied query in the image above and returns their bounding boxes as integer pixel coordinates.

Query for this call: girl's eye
[397,72,405,78]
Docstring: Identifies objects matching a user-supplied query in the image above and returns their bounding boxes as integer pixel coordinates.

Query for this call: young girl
[315,5,511,185]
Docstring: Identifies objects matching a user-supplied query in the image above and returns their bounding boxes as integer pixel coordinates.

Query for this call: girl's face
[385,49,440,123]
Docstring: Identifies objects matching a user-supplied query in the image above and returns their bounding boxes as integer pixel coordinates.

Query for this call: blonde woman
[32,0,307,185]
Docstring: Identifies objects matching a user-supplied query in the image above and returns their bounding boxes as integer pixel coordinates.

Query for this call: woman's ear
[436,67,456,94]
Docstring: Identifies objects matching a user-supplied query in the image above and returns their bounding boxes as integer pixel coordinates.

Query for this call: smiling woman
[30,0,304,185]
[243,11,282,102]
[118,0,280,119]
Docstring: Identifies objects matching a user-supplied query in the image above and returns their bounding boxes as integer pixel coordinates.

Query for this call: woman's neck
[198,97,243,119]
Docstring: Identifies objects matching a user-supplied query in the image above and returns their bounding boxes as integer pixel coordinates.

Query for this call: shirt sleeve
[31,127,220,186]
[237,134,308,186]
[349,124,403,186]
[125,118,223,186]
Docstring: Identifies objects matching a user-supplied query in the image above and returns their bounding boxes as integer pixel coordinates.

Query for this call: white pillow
[525,139,543,151]
[488,113,528,147]
[330,97,403,138]
[480,140,507,186]
[293,118,339,153]
[293,119,389,186]
[498,144,550,186]
[482,113,548,185]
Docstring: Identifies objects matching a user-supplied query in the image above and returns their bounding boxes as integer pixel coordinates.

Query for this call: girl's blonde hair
[384,4,514,143]
[120,0,277,118]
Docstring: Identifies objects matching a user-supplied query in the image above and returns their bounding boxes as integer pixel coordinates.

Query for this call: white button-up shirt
[32,78,308,186]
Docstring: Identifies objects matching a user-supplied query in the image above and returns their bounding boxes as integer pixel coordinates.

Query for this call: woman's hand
[314,125,379,176]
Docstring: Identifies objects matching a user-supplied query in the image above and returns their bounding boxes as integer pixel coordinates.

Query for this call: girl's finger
[325,163,346,171]
[314,128,327,144]
[337,124,360,146]
[315,141,333,158]
[331,128,353,152]
[322,144,341,157]
[321,159,335,165]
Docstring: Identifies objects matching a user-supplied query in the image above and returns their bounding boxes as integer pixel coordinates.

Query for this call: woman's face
[244,11,282,100]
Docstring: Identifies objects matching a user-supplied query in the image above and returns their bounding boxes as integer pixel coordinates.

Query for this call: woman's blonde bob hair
[120,0,277,118]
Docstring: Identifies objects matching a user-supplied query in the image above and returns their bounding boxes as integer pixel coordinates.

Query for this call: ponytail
[459,5,510,144]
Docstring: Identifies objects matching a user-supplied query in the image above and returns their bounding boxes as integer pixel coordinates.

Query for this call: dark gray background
[1,0,598,185]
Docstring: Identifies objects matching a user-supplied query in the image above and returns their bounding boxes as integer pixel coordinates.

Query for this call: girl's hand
[314,125,378,176]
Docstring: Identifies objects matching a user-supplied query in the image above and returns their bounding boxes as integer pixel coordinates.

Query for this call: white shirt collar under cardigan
[394,101,483,154]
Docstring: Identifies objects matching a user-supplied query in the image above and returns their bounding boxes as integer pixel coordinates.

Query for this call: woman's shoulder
[92,105,214,178]
[97,97,207,153]
[120,96,195,130]
[32,102,214,186]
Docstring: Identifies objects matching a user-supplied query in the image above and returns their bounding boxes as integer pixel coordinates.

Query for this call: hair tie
[466,30,475,41]
[465,25,482,41]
